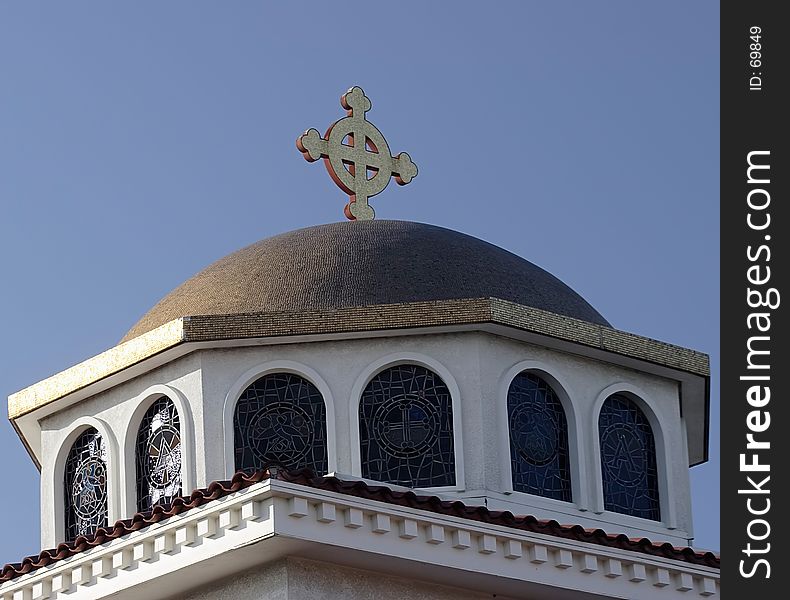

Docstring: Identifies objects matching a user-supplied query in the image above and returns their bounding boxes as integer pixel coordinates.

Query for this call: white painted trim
[2,478,719,600]
[496,360,588,511]
[590,383,677,529]
[679,416,694,539]
[50,416,120,544]
[221,360,338,478]
[348,352,466,492]
[120,384,196,519]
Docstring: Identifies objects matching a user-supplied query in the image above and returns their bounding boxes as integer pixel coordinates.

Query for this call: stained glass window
[234,373,328,475]
[64,428,107,541]
[507,372,572,501]
[598,394,660,520]
[359,364,455,488]
[136,396,182,512]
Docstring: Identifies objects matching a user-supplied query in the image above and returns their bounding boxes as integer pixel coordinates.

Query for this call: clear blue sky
[0,1,719,565]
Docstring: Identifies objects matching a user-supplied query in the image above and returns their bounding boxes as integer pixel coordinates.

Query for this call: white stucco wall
[474,334,692,540]
[171,559,289,600]
[38,352,206,548]
[37,329,695,549]
[171,557,492,600]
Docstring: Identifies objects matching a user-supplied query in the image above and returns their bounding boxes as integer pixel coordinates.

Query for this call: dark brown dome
[122,220,609,342]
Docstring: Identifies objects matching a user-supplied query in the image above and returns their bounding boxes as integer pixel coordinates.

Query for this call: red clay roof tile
[0,469,720,584]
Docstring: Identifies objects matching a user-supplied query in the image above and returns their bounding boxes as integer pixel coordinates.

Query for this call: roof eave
[8,297,710,467]
[0,469,721,597]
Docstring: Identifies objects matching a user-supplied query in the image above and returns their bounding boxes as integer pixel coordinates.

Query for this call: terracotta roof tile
[0,469,720,584]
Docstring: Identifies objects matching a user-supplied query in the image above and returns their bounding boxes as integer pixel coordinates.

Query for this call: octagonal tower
[2,84,717,600]
[9,219,708,553]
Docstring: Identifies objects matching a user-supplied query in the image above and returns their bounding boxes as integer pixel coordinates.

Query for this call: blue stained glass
[359,364,455,488]
[234,373,328,475]
[598,394,660,520]
[507,372,572,501]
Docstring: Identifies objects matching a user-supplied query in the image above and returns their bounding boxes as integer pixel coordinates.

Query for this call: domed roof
[122,220,609,342]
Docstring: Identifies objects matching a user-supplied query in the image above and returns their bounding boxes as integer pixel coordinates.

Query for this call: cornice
[0,477,719,600]
[8,298,709,421]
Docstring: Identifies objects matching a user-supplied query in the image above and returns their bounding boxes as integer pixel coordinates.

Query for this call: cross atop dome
[297,86,417,221]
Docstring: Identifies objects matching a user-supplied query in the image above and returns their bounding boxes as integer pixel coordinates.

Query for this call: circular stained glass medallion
[510,404,560,466]
[506,372,572,502]
[248,401,315,466]
[136,397,183,512]
[372,393,440,459]
[147,423,182,488]
[233,373,328,476]
[598,394,660,521]
[359,364,456,488]
[64,428,107,540]
[71,457,107,521]
[600,423,648,485]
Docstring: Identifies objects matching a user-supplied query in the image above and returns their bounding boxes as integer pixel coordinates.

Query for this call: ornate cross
[297,86,417,220]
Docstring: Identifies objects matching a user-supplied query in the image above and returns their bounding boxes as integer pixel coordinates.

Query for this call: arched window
[507,372,572,501]
[234,373,328,475]
[359,364,455,487]
[64,428,107,541]
[135,396,183,512]
[598,394,660,520]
